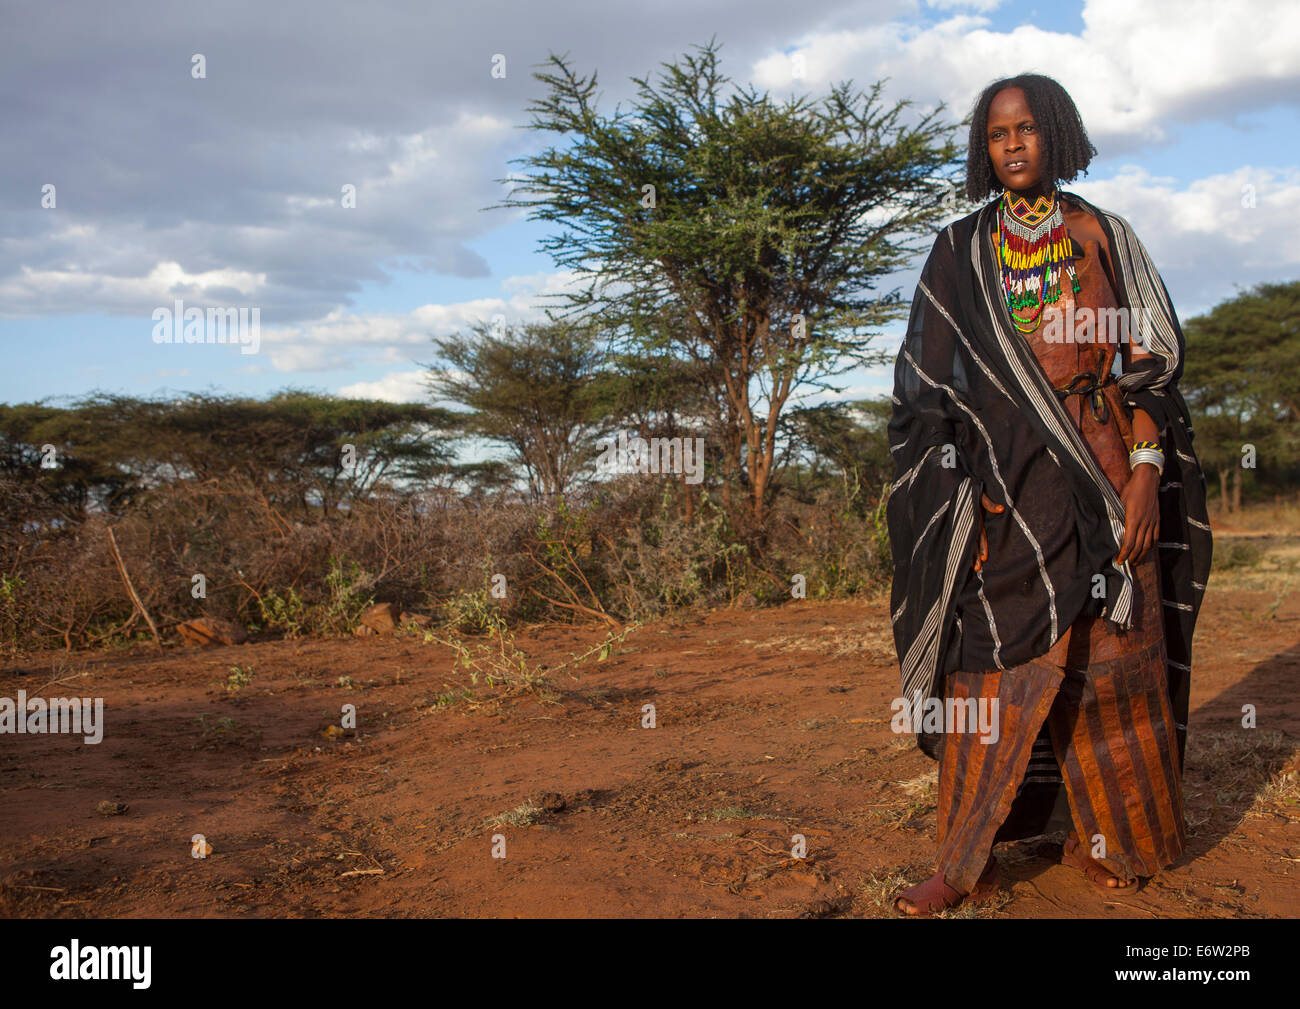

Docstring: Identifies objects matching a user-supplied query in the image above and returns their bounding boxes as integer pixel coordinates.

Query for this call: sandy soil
[2,540,1297,918]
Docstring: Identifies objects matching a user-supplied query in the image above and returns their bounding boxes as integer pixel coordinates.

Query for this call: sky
[2,0,1297,416]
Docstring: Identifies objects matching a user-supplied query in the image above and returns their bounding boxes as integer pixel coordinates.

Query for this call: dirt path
[2,571,1296,918]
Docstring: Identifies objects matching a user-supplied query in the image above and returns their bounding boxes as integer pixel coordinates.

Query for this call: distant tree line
[1182,279,1300,512]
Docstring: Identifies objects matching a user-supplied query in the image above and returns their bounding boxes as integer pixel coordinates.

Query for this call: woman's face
[986,86,1045,195]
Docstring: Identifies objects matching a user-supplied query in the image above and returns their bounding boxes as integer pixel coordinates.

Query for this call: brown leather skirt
[934,554,1183,893]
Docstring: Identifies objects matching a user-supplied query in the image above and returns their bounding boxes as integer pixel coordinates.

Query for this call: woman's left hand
[1117,464,1160,564]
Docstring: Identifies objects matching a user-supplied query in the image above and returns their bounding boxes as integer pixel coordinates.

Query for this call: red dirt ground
[2,545,1297,918]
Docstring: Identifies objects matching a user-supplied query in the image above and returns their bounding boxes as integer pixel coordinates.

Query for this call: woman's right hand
[973,492,1005,571]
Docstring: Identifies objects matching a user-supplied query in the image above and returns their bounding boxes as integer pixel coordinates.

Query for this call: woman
[886,74,1213,916]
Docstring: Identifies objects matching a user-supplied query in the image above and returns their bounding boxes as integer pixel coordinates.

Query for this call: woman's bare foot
[1062,836,1138,891]
[893,857,999,916]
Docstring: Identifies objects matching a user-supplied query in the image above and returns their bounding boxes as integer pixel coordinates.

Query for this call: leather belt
[1053,371,1114,424]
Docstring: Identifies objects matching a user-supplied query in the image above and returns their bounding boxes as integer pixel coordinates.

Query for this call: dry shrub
[763,480,892,601]
[0,470,892,652]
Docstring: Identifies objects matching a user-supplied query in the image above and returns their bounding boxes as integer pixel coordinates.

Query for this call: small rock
[534,792,566,813]
[353,624,377,637]
[360,602,401,634]
[798,899,840,918]
[177,617,248,647]
[96,801,128,816]
[651,757,693,773]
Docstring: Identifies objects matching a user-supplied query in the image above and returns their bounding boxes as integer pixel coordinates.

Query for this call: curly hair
[965,74,1097,202]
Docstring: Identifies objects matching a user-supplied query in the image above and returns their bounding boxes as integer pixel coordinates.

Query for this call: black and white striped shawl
[886,191,1212,762]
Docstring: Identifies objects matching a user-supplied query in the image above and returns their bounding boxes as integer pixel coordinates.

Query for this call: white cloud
[1068,165,1300,297]
[0,260,267,318]
[337,370,431,403]
[253,271,586,372]
[760,0,1300,151]
[0,107,517,321]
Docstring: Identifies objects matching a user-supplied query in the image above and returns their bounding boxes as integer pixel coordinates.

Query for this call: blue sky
[2,0,1297,415]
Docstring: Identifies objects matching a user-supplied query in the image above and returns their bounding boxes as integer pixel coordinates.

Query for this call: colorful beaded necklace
[996,188,1080,333]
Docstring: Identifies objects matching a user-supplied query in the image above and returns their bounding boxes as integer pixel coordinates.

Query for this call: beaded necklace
[996,188,1080,333]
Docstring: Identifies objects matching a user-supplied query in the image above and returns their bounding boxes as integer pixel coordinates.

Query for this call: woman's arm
[1117,335,1161,564]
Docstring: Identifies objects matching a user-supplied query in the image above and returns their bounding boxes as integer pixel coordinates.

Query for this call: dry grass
[749,623,895,659]
[483,801,545,829]
[1214,502,1300,537]
[1185,728,1299,824]
[857,861,1012,918]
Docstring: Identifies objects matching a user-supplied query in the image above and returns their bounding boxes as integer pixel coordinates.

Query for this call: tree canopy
[489,37,965,529]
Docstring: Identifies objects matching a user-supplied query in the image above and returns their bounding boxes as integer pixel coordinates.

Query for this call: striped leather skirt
[933,550,1186,894]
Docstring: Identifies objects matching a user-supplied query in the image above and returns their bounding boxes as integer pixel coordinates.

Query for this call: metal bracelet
[1128,448,1165,475]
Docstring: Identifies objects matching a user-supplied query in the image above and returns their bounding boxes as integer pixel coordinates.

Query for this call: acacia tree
[783,397,895,506]
[492,37,964,533]
[426,319,616,500]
